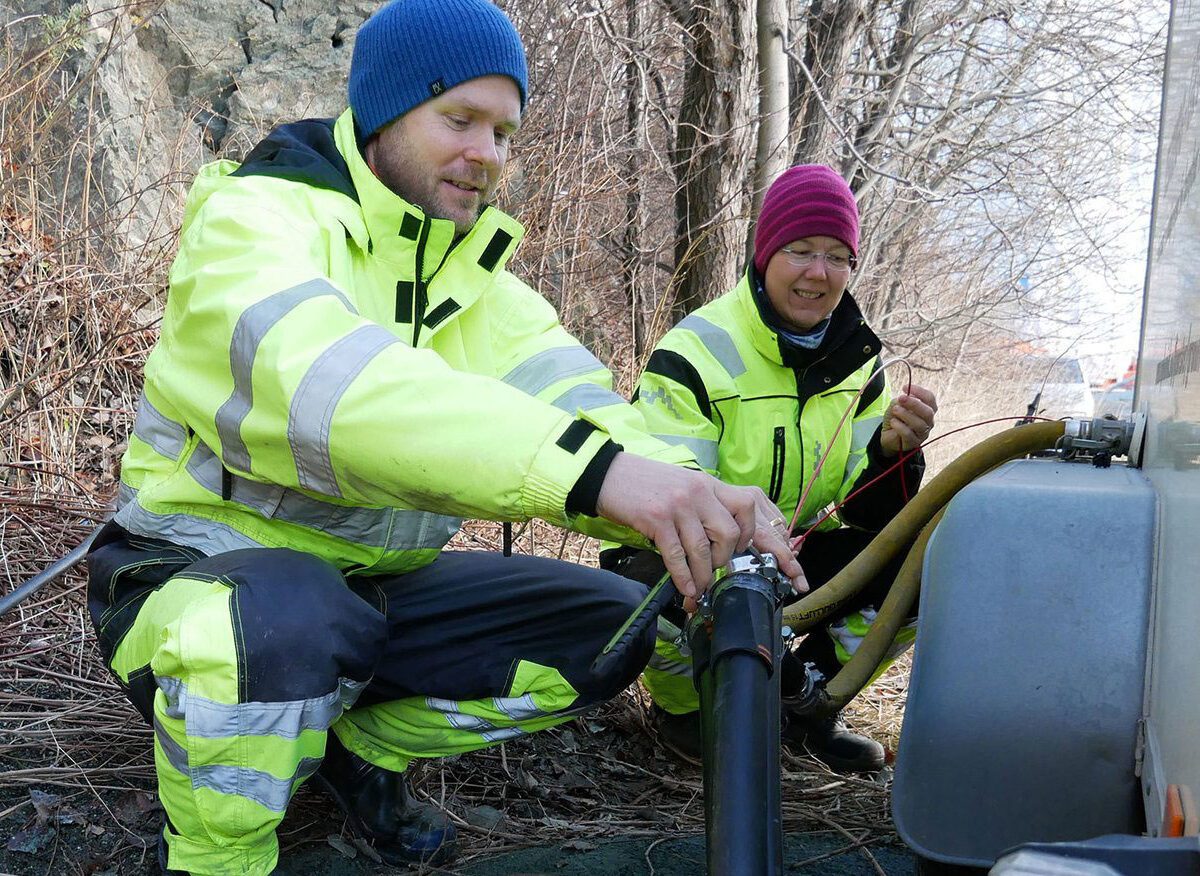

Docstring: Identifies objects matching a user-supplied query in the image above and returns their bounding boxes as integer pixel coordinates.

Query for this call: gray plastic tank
[892,459,1156,868]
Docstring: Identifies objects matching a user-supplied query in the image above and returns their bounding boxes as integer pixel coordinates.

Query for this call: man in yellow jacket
[86,1,801,873]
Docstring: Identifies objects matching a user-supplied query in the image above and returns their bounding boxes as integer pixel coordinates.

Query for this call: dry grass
[0,9,911,875]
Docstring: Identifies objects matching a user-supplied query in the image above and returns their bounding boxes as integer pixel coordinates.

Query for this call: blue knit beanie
[349,0,528,139]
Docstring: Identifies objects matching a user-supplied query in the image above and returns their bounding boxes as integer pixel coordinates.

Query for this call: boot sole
[800,743,885,774]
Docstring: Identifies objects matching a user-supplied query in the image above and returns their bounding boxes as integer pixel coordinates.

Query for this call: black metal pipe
[765,602,783,866]
[0,525,101,618]
[692,571,784,876]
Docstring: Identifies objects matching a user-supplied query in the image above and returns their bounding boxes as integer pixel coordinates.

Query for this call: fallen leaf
[350,835,382,864]
[325,834,357,859]
[6,825,54,855]
[516,767,539,792]
[29,789,60,824]
[560,769,595,791]
[563,839,597,852]
[113,789,161,825]
[463,804,504,830]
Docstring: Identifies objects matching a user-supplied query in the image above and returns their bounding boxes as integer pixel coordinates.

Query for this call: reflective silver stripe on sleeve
[114,502,265,556]
[549,383,625,414]
[841,451,869,492]
[851,414,883,452]
[132,392,188,460]
[288,324,398,497]
[156,675,368,740]
[215,279,358,475]
[678,315,746,378]
[185,442,461,552]
[501,346,605,398]
[651,434,719,471]
[154,718,318,814]
[647,653,692,677]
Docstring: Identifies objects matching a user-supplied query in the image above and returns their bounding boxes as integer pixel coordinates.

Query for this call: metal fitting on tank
[1060,414,1144,462]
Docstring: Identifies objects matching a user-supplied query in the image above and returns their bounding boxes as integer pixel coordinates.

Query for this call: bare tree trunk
[789,0,862,164]
[846,0,923,192]
[669,0,755,323]
[622,0,648,355]
[753,0,790,215]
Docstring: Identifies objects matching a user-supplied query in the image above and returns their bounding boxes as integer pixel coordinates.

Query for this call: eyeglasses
[778,248,856,274]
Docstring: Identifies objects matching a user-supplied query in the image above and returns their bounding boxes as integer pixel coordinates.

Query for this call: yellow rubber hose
[821,506,946,712]
[782,419,1065,632]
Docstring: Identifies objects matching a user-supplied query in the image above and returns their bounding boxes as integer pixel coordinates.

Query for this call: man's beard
[371,146,485,237]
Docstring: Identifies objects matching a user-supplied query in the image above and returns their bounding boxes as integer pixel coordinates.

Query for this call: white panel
[1137,0,1200,833]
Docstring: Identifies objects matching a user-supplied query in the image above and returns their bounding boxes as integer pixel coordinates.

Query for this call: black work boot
[652,705,703,763]
[314,733,457,866]
[783,710,885,774]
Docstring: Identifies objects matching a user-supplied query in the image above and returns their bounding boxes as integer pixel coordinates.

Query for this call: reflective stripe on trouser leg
[641,636,699,715]
[99,548,386,876]
[113,575,290,875]
[335,659,583,770]
[828,608,918,686]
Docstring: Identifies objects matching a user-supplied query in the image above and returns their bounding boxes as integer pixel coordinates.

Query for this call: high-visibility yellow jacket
[630,272,922,533]
[116,109,691,575]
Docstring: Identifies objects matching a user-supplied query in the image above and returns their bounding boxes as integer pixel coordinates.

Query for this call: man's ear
[363,135,379,175]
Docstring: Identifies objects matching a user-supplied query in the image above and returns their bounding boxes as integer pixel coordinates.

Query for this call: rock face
[19,0,380,247]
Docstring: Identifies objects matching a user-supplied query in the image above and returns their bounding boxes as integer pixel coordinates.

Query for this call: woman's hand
[880,385,938,456]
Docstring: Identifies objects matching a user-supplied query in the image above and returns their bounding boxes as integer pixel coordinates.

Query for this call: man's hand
[880,385,938,457]
[595,452,806,600]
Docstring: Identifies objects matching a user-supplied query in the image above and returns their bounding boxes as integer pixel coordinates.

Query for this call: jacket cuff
[566,440,622,517]
[520,417,615,521]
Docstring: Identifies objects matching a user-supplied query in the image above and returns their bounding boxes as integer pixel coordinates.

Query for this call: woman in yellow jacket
[604,165,938,772]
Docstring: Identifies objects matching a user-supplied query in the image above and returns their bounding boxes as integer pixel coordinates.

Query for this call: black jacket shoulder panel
[231,118,359,204]
[642,348,713,422]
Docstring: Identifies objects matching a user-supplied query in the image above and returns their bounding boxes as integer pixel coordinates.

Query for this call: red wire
[789,414,1057,552]
[788,357,913,532]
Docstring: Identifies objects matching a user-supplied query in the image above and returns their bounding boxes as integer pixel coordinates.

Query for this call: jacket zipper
[794,367,812,522]
[411,219,431,346]
[796,396,807,522]
[768,426,786,503]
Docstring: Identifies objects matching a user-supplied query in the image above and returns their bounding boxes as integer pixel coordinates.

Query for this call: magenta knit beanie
[753,165,859,275]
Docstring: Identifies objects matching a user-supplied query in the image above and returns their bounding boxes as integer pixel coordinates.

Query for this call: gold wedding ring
[768,517,787,528]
